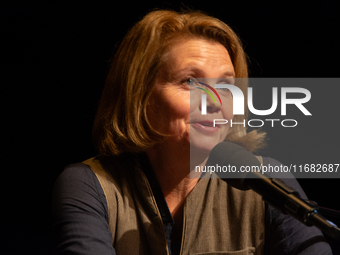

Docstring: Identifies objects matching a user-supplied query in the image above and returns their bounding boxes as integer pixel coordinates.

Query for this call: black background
[2,1,340,254]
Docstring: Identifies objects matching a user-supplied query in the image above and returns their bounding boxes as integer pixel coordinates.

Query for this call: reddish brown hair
[93,9,265,155]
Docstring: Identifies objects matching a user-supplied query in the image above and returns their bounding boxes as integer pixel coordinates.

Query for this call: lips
[197,121,214,127]
[192,121,218,132]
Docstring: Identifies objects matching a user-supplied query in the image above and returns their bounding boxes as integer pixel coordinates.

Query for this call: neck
[146,141,207,219]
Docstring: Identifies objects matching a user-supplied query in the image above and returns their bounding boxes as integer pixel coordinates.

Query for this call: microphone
[206,142,340,240]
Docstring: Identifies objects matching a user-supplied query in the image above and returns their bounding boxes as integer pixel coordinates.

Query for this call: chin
[190,137,222,157]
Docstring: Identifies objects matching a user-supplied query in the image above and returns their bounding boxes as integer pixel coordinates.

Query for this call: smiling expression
[147,39,235,157]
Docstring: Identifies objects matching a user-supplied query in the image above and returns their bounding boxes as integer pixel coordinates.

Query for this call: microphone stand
[303,200,340,241]
[244,173,340,241]
[311,203,340,253]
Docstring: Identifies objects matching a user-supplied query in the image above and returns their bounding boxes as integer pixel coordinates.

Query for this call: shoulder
[53,161,108,219]
[53,154,139,223]
[55,154,133,193]
[54,161,104,195]
[56,161,101,186]
[52,160,117,254]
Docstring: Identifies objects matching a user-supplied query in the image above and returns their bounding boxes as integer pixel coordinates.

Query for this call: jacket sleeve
[263,157,333,255]
[52,163,116,255]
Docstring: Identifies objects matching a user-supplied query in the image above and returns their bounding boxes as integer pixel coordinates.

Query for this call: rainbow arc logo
[196,82,222,106]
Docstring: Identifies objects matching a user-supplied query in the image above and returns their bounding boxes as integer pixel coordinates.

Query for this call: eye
[217,87,230,92]
[185,78,196,86]
[215,78,234,93]
[219,78,234,84]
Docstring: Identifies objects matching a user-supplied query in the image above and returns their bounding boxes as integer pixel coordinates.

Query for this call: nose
[206,93,222,113]
[198,89,222,114]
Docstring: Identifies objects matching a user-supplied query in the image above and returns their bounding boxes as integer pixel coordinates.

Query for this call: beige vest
[83,154,265,255]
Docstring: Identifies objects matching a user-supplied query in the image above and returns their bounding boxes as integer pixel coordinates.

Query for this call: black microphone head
[206,142,262,190]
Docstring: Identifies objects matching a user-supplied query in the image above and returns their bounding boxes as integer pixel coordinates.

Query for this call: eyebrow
[177,66,235,78]
[221,71,235,77]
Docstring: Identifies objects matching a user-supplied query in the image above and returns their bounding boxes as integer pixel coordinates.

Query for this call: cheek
[189,95,200,114]
[148,88,191,133]
[222,100,234,120]
[160,90,191,120]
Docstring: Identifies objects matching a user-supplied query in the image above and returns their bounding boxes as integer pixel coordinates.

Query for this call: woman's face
[147,39,235,156]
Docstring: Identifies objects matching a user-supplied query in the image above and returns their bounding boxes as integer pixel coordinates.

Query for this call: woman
[53,9,332,254]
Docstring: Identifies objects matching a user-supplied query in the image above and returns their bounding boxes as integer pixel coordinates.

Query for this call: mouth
[192,121,218,132]
[197,121,215,127]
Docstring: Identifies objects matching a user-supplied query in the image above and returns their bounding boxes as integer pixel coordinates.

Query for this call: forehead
[166,39,235,77]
